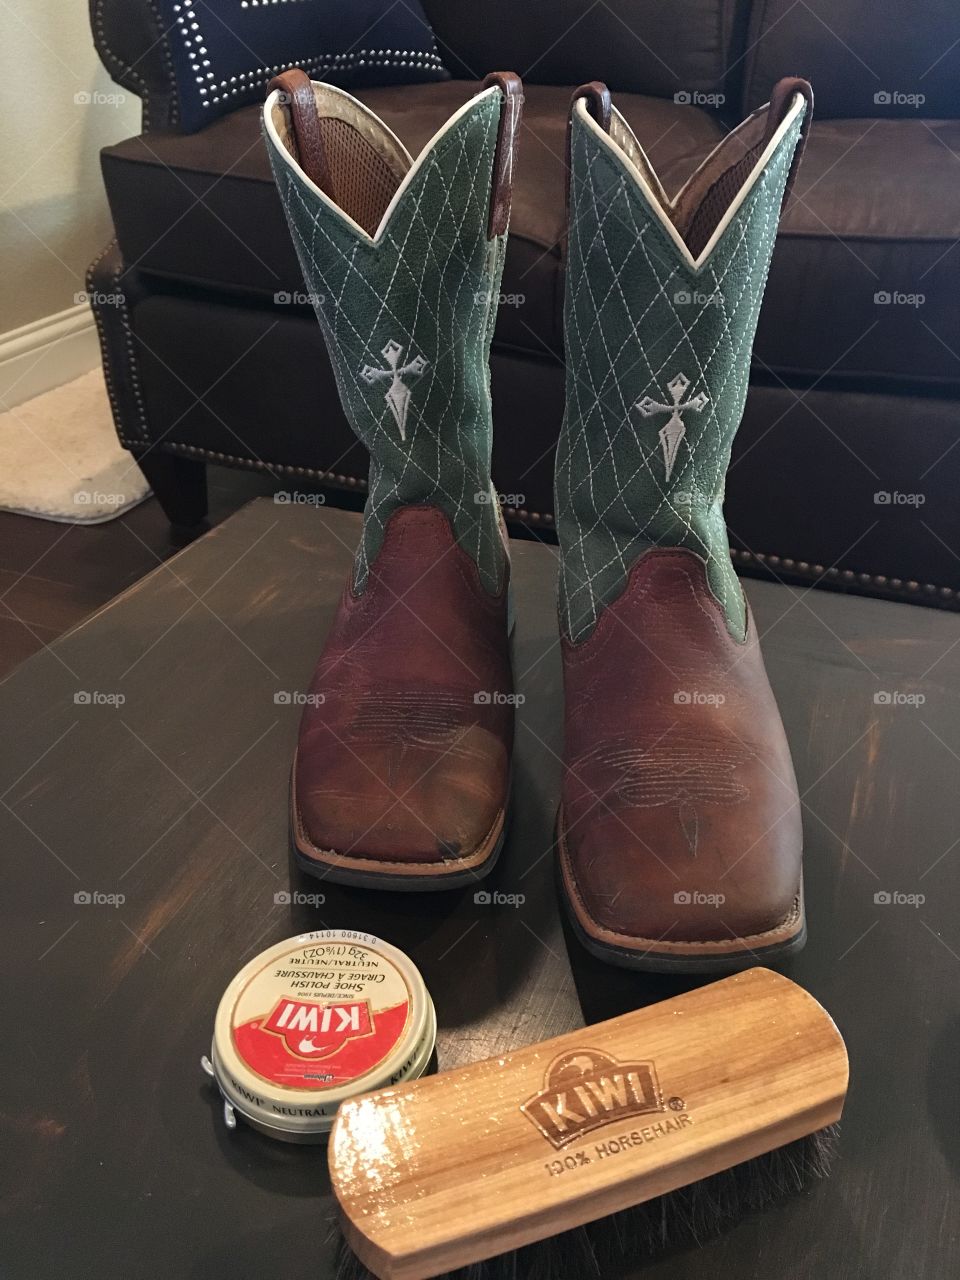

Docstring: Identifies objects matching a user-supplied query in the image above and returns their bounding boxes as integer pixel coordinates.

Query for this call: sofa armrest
[90,0,178,130]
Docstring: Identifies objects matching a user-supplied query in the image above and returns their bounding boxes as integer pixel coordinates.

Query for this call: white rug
[0,369,150,523]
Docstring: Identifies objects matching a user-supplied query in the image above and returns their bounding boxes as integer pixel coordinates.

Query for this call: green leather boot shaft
[265,88,509,596]
[557,104,806,643]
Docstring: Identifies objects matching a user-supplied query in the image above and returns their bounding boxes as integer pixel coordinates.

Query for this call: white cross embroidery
[635,373,709,481]
[361,340,428,442]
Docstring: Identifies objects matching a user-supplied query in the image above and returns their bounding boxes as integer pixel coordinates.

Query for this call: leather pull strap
[481,72,523,239]
[572,81,613,133]
[267,68,336,201]
[764,76,814,211]
[565,81,612,212]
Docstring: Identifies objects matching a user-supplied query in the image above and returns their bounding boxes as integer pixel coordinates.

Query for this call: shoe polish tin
[202,929,436,1142]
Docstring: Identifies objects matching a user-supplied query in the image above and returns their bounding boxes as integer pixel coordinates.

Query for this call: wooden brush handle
[329,968,848,1280]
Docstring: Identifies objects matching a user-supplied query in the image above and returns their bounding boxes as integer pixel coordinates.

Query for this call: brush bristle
[334,1125,839,1280]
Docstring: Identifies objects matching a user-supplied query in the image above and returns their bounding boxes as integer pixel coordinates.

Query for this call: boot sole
[290,764,509,891]
[556,808,806,974]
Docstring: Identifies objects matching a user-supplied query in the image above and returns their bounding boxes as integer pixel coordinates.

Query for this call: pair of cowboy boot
[263,70,811,971]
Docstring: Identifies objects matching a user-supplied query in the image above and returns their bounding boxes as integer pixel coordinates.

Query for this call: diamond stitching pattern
[265,96,506,594]
[557,112,804,643]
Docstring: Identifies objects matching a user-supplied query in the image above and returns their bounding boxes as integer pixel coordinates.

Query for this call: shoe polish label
[207,930,436,1140]
[229,939,411,1091]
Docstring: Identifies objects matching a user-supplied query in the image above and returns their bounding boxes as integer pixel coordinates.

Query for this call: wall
[0,0,141,402]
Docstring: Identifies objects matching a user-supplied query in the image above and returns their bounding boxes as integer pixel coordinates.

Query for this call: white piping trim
[576,93,806,273]
[609,106,671,208]
[264,87,372,240]
[293,79,414,169]
[264,83,498,247]
[372,86,498,240]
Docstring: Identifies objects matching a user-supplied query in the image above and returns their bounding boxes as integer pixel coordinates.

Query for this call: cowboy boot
[556,79,813,970]
[264,70,522,887]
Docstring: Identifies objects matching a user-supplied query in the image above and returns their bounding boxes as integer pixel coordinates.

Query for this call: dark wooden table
[2,500,958,1279]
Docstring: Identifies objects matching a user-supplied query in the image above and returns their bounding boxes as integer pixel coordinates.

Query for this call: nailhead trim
[165,442,369,489]
[124,443,957,607]
[86,240,150,448]
[502,506,554,526]
[729,547,957,606]
[150,448,959,600]
[171,1,443,110]
[93,0,179,128]
[110,269,150,444]
[87,240,128,446]
[204,50,444,108]
[159,446,562,526]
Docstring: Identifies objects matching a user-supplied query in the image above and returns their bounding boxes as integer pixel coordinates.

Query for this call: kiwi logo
[521,1049,664,1149]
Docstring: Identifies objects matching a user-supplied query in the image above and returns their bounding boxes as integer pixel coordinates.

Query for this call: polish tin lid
[203,929,436,1142]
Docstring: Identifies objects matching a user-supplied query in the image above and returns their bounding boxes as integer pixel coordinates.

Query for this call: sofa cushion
[757,118,960,388]
[101,81,960,389]
[743,0,960,119]
[100,80,725,358]
[420,0,741,98]
[632,112,960,389]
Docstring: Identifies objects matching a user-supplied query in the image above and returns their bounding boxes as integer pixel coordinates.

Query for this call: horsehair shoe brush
[330,968,848,1280]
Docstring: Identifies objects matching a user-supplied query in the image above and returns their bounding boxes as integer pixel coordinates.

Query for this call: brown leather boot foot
[291,507,513,889]
[558,550,804,972]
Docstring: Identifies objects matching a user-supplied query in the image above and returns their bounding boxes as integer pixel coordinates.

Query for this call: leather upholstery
[100,83,960,389]
[100,83,724,361]
[88,0,179,130]
[89,1,960,604]
[743,0,960,118]
[113,271,960,600]
[761,117,960,385]
[420,0,743,97]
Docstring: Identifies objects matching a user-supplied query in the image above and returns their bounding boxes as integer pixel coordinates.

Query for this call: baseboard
[0,304,101,411]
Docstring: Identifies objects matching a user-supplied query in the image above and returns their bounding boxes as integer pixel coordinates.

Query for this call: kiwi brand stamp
[521,1048,667,1149]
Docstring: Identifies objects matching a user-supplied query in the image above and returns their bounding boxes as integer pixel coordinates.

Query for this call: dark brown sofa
[89,0,960,607]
